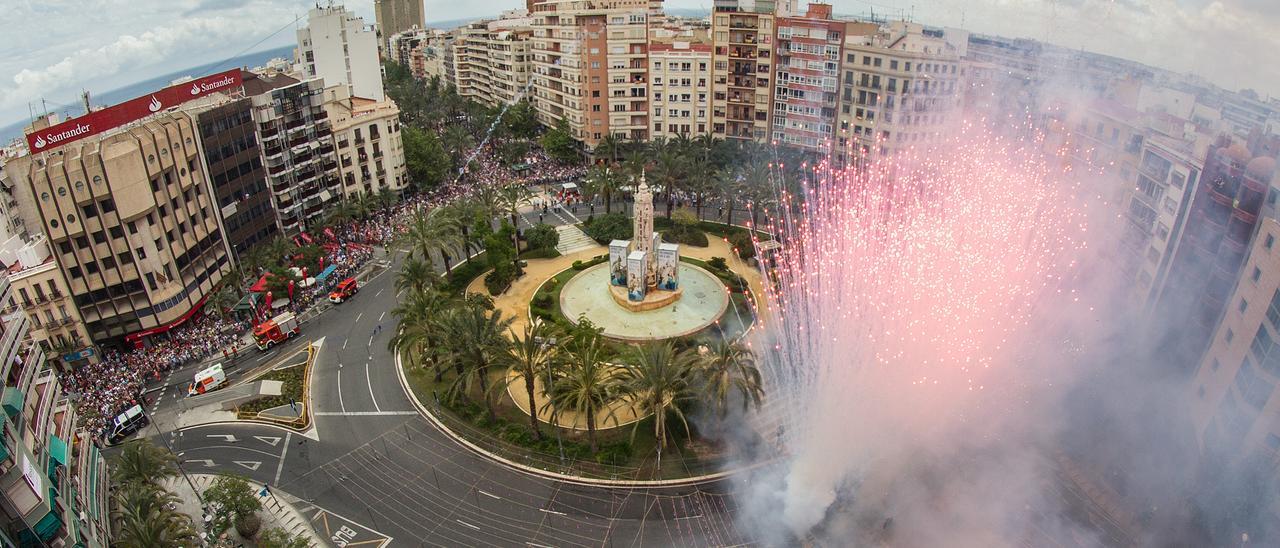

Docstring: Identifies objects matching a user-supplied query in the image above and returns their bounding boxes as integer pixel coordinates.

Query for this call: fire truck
[254,311,299,350]
[328,277,359,304]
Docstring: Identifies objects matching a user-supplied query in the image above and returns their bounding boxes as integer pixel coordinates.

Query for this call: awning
[232,292,260,313]
[249,274,271,293]
[315,264,338,282]
[48,435,68,467]
[124,294,208,342]
[2,386,24,418]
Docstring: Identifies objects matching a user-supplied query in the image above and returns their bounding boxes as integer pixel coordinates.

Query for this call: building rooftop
[241,69,301,96]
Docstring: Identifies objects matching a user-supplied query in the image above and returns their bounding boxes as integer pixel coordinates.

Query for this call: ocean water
[1,44,295,144]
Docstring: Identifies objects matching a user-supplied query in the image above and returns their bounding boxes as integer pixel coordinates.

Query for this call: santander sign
[25,68,243,153]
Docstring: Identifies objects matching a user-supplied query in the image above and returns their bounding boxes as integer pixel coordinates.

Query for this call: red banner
[25,68,244,153]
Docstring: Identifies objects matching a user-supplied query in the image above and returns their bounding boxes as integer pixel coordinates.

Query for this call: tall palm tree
[443,124,476,161]
[622,341,698,449]
[584,165,623,214]
[714,167,741,225]
[407,208,464,274]
[112,484,199,547]
[500,320,559,441]
[496,184,533,270]
[396,256,438,295]
[442,305,513,420]
[651,145,686,218]
[391,287,452,381]
[376,187,398,211]
[109,439,179,487]
[595,134,624,165]
[543,331,620,453]
[696,339,764,418]
[209,285,240,320]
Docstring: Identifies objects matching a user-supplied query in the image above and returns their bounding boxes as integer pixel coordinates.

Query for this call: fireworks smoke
[744,120,1099,544]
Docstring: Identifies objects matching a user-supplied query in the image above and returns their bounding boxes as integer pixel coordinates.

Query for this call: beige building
[835,21,967,162]
[1192,211,1280,473]
[710,1,776,141]
[1,236,94,367]
[530,0,659,149]
[649,36,713,138]
[323,85,409,198]
[8,114,232,346]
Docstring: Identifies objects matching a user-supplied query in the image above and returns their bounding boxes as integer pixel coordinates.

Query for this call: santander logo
[148,95,162,112]
[33,135,47,149]
[190,83,201,95]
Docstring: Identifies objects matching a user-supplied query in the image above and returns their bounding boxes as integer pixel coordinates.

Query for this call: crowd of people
[66,316,246,436]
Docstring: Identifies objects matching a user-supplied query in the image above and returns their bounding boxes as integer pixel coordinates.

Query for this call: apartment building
[323,85,409,198]
[649,36,713,138]
[374,0,426,55]
[710,0,776,141]
[457,23,536,107]
[246,72,342,237]
[2,237,94,370]
[187,95,280,259]
[0,278,111,547]
[297,4,385,102]
[835,21,967,163]
[530,0,657,149]
[411,32,454,82]
[771,4,852,152]
[388,27,430,68]
[1192,209,1280,481]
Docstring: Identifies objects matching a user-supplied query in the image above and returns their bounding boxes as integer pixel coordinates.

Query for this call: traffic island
[234,343,318,431]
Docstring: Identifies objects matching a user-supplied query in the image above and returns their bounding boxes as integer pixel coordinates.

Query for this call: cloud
[185,0,252,17]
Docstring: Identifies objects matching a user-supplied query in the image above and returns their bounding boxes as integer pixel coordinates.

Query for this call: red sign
[25,68,243,153]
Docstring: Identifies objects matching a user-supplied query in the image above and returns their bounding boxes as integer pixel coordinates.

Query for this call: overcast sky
[2,0,1278,129]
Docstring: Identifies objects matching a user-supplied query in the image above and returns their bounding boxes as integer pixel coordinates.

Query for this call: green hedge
[581,213,631,244]
[444,251,489,293]
[660,227,708,247]
[519,247,562,260]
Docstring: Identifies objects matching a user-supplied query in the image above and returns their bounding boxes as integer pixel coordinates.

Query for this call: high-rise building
[374,0,426,55]
[245,71,342,237]
[0,277,112,547]
[710,0,776,142]
[454,17,535,109]
[297,5,385,102]
[771,4,856,152]
[388,27,430,68]
[648,36,713,138]
[10,110,233,347]
[530,0,658,149]
[835,21,967,163]
[323,84,409,198]
[185,95,280,260]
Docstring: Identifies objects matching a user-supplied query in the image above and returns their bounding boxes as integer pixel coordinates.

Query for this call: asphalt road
[147,246,754,547]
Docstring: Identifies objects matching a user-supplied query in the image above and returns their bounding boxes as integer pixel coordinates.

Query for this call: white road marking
[375,288,383,297]
[337,369,346,412]
[478,490,501,500]
[185,459,216,467]
[674,514,705,520]
[312,411,417,416]
[254,436,282,447]
[365,361,382,412]
[367,336,374,347]
[274,432,292,485]
[355,312,363,323]
[539,508,567,516]
[206,434,238,442]
[234,460,262,471]
[342,338,348,350]
[377,311,386,322]
[455,520,481,531]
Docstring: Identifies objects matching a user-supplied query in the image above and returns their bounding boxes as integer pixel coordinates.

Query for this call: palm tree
[595,133,624,165]
[622,341,698,449]
[442,305,513,420]
[109,439,179,487]
[584,165,623,214]
[443,124,475,161]
[112,484,199,547]
[500,320,559,440]
[696,339,764,418]
[390,287,452,381]
[396,256,438,295]
[376,187,398,211]
[651,145,686,218]
[496,184,533,270]
[543,330,620,453]
[407,208,464,274]
[209,285,240,320]
[714,168,741,225]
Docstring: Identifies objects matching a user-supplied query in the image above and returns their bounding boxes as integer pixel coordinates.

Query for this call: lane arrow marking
[234,461,262,471]
[254,436,282,447]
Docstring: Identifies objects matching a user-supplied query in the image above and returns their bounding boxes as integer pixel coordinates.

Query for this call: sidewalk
[161,473,322,546]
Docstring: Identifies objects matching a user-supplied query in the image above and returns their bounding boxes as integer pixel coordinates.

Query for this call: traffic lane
[170,423,306,486]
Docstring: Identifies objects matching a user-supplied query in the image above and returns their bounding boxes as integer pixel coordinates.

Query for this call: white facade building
[297,5,385,102]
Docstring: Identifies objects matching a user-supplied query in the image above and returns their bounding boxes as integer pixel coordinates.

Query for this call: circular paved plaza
[559,262,729,341]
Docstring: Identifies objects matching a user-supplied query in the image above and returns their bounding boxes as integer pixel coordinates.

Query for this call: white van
[106,404,149,445]
[188,363,227,396]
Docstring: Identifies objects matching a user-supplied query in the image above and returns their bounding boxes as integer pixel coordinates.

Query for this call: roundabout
[559,261,729,341]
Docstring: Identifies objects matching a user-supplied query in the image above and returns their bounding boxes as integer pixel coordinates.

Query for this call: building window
[1227,328,1234,343]
[1268,234,1275,251]
[1241,299,1249,313]
[1255,267,1263,283]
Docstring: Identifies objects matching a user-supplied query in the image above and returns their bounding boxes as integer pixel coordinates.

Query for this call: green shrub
[572,260,584,270]
[707,257,728,271]
[581,213,631,244]
[485,264,516,295]
[533,293,553,308]
[594,442,634,466]
[519,247,561,260]
[661,227,708,247]
[525,223,560,250]
[728,231,756,260]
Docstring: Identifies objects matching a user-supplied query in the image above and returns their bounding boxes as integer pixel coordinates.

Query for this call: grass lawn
[237,366,304,416]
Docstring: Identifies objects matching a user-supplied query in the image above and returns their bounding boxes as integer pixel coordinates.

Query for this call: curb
[394,344,760,488]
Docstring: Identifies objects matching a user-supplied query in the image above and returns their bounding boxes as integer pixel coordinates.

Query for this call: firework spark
[747,119,1093,539]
